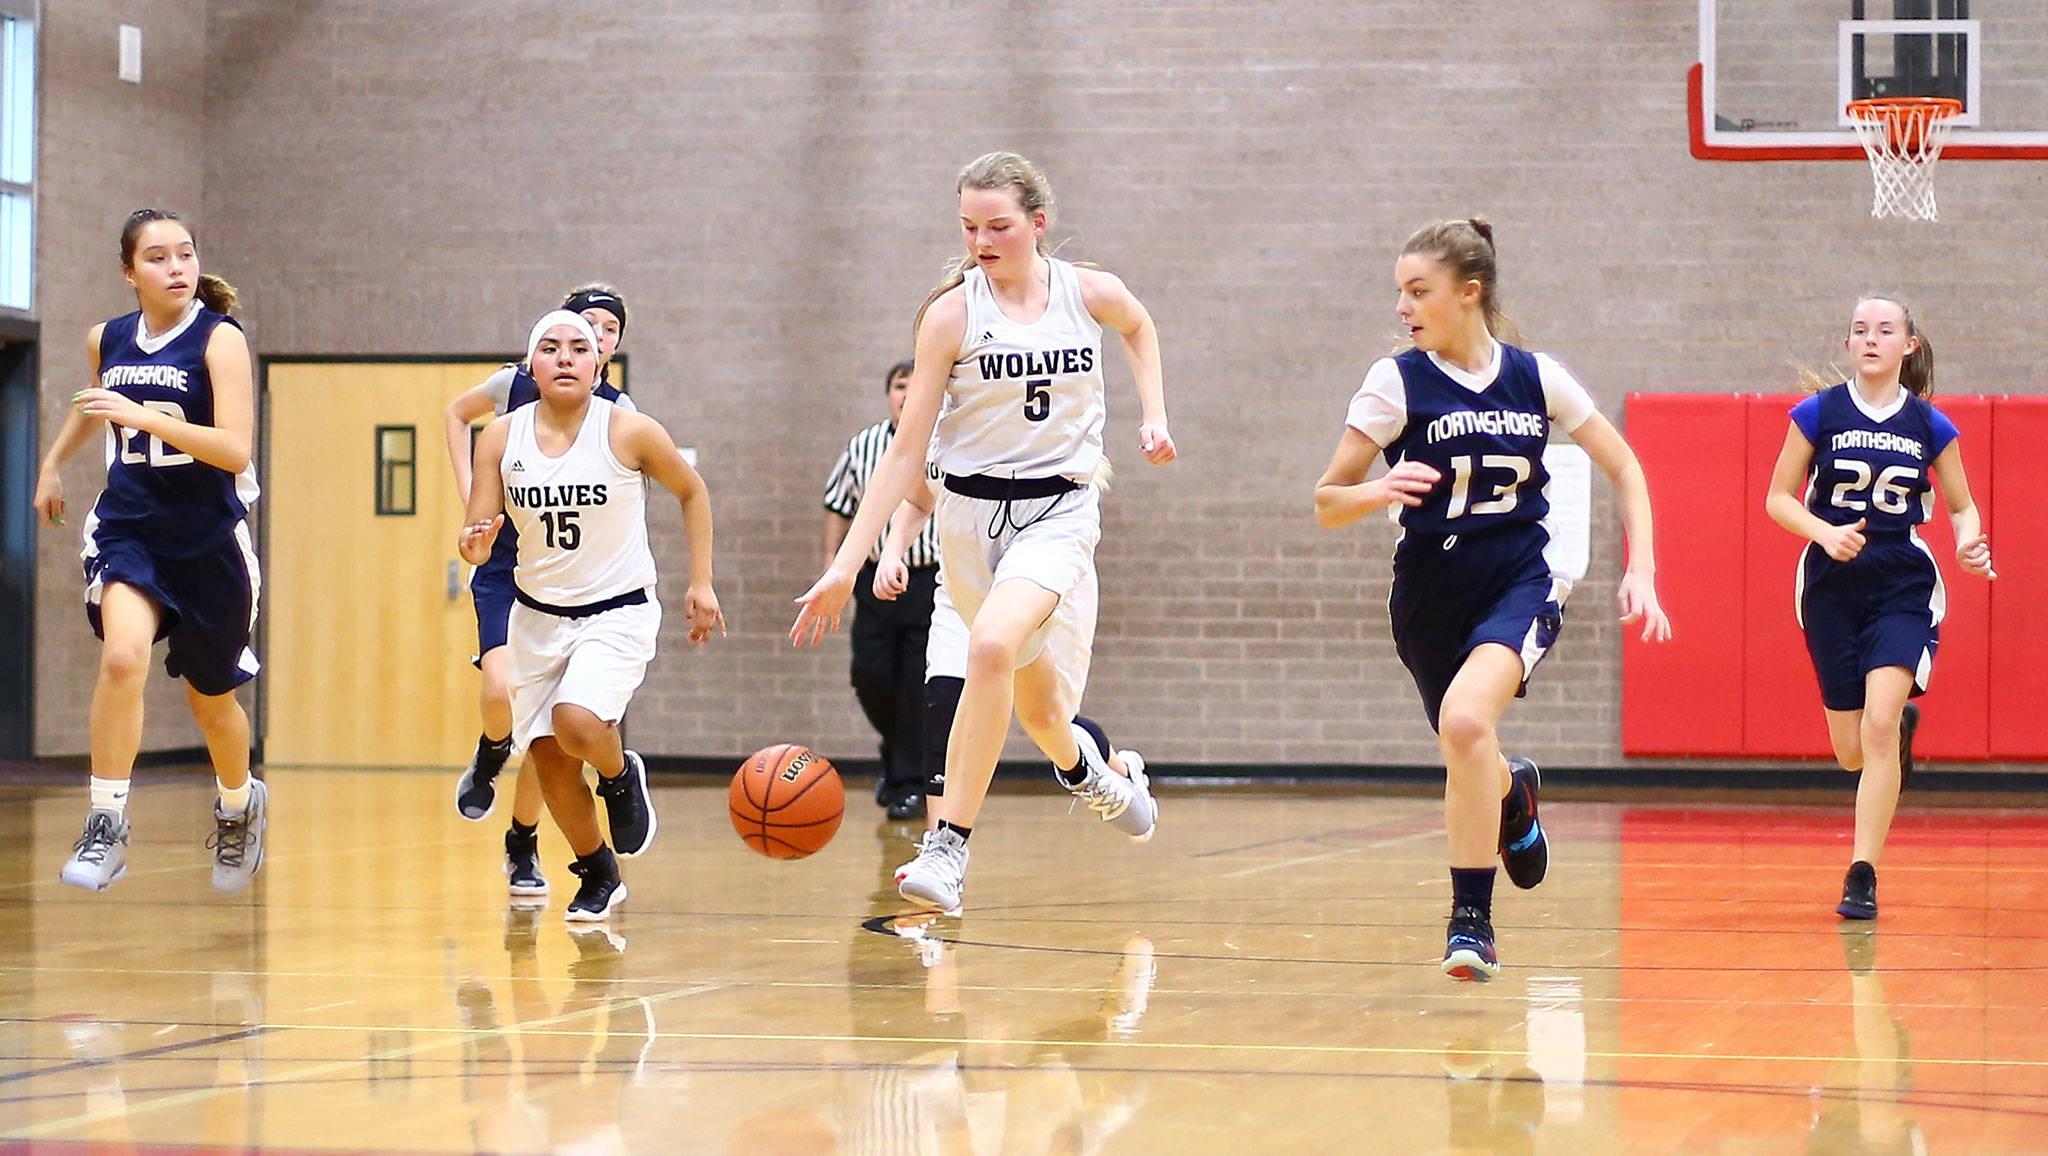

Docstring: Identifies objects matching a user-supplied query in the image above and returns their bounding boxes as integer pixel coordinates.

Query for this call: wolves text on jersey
[506,483,610,510]
[975,348,1095,380]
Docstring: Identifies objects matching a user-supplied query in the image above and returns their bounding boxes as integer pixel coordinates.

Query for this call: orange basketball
[730,744,844,859]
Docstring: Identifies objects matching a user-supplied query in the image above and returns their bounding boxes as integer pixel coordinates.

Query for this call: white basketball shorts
[934,484,1100,712]
[507,596,660,750]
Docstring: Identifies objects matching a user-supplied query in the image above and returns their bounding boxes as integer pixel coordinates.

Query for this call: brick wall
[28,1,2048,768]
[33,0,209,756]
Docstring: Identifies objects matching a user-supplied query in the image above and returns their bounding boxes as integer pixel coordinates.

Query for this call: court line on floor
[0,981,725,1142]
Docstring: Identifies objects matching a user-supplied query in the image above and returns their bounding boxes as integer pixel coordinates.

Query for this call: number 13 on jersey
[1444,453,1531,519]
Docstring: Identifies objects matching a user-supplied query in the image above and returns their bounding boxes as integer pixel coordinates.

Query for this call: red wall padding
[1989,398,2048,759]
[1620,396,1746,756]
[1623,392,2018,761]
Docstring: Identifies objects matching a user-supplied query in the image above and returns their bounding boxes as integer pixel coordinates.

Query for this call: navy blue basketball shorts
[1389,524,1566,733]
[1799,542,1941,712]
[471,560,517,665]
[84,530,260,697]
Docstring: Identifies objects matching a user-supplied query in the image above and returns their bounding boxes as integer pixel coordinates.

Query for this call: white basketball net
[1848,103,1961,222]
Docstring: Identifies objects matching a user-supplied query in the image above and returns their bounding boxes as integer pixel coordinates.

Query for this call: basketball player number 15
[1444,453,1530,519]
[538,510,581,550]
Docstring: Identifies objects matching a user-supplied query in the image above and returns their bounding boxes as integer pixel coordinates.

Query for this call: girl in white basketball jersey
[461,311,723,921]
[793,152,1177,914]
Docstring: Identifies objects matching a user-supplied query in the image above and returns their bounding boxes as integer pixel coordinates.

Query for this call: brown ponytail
[119,207,238,315]
[913,151,1057,340]
[1400,216,1522,345]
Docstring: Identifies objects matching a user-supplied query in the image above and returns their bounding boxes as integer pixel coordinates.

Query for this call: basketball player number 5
[1444,453,1529,519]
[1023,378,1050,422]
[117,401,195,468]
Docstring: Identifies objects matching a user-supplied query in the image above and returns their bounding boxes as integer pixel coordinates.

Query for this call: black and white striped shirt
[824,419,941,568]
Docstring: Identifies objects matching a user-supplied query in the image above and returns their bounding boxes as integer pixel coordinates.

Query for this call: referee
[824,360,939,820]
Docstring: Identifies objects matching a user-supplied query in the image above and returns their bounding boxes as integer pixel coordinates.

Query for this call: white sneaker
[898,827,969,914]
[1055,719,1157,843]
[59,809,130,892]
[209,780,269,895]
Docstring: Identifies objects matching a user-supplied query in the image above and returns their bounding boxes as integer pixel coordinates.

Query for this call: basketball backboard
[1692,0,2048,159]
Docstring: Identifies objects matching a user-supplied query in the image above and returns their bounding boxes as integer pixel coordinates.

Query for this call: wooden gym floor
[0,768,2043,1153]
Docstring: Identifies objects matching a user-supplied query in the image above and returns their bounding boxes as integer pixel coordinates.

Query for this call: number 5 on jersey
[1023,378,1050,422]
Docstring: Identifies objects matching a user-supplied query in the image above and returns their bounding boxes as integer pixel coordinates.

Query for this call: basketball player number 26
[1444,454,1529,519]
[1023,378,1051,422]
[117,401,195,468]
[1829,461,1917,516]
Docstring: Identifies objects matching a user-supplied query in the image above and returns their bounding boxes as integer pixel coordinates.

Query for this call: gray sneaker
[59,809,130,891]
[208,779,269,895]
[1055,719,1157,843]
[898,826,969,914]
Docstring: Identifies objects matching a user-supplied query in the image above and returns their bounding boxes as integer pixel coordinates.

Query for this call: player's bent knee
[1436,708,1495,754]
[549,704,610,756]
[97,642,152,685]
[965,632,1022,675]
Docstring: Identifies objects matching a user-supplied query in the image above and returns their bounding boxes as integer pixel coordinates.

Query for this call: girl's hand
[1815,517,1866,563]
[32,471,65,527]
[791,565,857,646]
[74,388,151,429]
[1372,460,1441,507]
[1138,420,1177,466]
[458,514,504,565]
[1957,533,1997,579]
[684,584,726,643]
[1618,569,1673,643]
[873,556,910,600]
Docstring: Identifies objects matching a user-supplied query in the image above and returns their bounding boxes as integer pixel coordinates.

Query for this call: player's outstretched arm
[457,418,509,566]
[33,326,111,528]
[874,475,938,600]
[1569,410,1672,642]
[617,410,724,643]
[1931,442,1995,579]
[792,291,958,645]
[443,378,503,507]
[1079,268,1175,465]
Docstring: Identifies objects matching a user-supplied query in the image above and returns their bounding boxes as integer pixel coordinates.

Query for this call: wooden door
[263,361,503,766]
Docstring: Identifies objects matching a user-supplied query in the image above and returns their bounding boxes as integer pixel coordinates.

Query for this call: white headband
[526,309,599,363]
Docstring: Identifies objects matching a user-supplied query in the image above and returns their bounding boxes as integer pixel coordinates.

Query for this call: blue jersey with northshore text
[1791,384,1957,537]
[90,306,257,558]
[1381,344,1552,538]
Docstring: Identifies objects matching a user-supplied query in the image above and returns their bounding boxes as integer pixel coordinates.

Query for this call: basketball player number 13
[1444,454,1530,519]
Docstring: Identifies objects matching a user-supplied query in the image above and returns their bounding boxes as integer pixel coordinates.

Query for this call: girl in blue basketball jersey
[31,209,268,895]
[442,284,635,901]
[1315,218,1671,981]
[1766,296,1992,920]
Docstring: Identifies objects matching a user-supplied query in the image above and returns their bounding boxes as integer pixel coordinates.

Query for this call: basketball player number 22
[117,401,195,468]
[1444,454,1530,519]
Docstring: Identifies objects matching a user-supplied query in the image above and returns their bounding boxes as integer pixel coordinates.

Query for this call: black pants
[851,561,938,804]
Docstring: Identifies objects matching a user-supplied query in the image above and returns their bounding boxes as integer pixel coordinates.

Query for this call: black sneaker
[504,826,548,899]
[885,793,927,821]
[1837,860,1878,920]
[565,846,627,922]
[1898,702,1919,792]
[1441,905,1499,982]
[1498,758,1548,890]
[595,750,657,857]
[457,735,513,821]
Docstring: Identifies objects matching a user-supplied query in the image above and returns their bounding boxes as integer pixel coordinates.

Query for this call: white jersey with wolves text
[501,396,656,605]
[933,257,1105,483]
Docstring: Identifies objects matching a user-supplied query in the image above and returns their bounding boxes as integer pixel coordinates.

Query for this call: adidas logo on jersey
[508,459,525,472]
[978,330,996,343]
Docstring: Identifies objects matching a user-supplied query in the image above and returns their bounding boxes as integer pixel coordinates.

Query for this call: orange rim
[1846,97,1964,150]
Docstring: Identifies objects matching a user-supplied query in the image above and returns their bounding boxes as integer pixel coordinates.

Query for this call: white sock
[217,778,252,816]
[89,776,131,816]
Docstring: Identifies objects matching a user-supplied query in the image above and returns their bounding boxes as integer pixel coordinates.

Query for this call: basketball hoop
[1846,97,1963,221]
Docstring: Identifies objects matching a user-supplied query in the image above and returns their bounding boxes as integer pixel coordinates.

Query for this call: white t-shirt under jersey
[933,257,1105,483]
[1345,339,1598,446]
[501,396,655,606]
